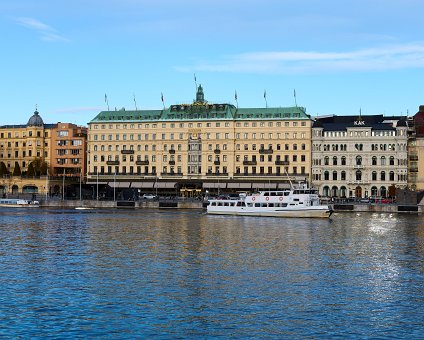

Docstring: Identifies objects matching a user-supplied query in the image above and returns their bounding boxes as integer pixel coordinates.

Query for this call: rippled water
[1,208,424,338]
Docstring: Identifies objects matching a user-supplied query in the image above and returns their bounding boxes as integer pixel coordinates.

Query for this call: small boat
[75,207,94,210]
[0,198,40,208]
[207,183,333,218]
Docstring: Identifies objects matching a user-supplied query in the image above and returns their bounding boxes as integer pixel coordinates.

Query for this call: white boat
[207,183,333,218]
[0,198,40,208]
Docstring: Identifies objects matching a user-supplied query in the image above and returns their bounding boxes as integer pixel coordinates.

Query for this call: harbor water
[1,209,424,338]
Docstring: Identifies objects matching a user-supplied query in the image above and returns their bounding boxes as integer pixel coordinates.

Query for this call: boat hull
[207,207,333,218]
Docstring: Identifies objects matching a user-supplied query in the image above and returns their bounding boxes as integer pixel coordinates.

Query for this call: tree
[0,162,8,176]
[28,158,48,176]
[27,163,35,177]
[12,162,21,176]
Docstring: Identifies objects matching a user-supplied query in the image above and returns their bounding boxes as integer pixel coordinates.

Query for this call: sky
[1,0,423,126]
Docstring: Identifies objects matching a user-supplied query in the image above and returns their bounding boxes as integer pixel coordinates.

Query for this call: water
[1,209,424,338]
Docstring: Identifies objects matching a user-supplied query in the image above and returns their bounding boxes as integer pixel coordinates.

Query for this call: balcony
[206,172,229,177]
[275,160,290,166]
[243,160,257,166]
[409,156,418,161]
[353,165,365,169]
[106,160,120,165]
[121,150,134,154]
[160,172,183,176]
[214,160,221,165]
[259,148,273,154]
[136,160,149,165]
[169,160,176,165]
[169,149,176,154]
[214,149,221,154]
[410,167,418,172]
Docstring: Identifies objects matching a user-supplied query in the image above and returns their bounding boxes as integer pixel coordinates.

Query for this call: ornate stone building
[311,114,409,199]
[87,86,313,194]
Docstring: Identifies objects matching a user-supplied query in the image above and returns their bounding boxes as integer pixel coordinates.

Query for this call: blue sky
[1,0,423,126]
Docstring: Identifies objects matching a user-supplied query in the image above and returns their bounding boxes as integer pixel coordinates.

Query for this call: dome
[397,119,407,127]
[27,110,44,127]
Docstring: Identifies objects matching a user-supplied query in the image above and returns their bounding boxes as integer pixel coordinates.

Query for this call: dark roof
[27,110,44,127]
[314,115,406,131]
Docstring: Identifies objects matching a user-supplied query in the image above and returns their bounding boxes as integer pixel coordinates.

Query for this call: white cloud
[178,43,424,74]
[16,17,68,42]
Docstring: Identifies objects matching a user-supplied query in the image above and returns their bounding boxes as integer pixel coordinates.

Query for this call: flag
[264,90,266,99]
[104,93,107,103]
[235,90,238,101]
[161,92,164,102]
[294,89,296,98]
[194,73,197,82]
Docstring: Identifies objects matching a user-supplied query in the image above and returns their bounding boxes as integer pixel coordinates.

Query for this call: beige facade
[87,86,312,191]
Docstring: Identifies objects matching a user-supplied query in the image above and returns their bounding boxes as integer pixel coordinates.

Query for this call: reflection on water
[1,209,424,338]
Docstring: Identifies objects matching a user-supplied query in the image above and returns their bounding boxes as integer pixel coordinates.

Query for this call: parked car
[143,194,157,199]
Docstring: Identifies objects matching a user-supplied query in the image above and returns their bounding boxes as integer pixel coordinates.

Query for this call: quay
[39,199,423,214]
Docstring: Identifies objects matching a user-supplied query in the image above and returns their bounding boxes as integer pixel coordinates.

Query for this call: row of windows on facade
[92,153,307,164]
[91,143,307,153]
[56,158,81,165]
[92,131,308,141]
[91,165,306,176]
[1,140,46,148]
[313,129,406,137]
[321,186,389,198]
[313,155,407,166]
[92,121,308,130]
[1,150,46,159]
[56,140,83,146]
[56,149,82,156]
[313,171,407,182]
[313,143,407,152]
[0,131,47,138]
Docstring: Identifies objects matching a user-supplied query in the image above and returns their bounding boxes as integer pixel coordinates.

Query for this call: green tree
[0,162,9,176]
[27,163,35,177]
[12,162,21,176]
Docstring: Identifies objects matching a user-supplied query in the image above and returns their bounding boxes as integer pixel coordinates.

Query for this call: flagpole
[235,90,238,109]
[133,93,138,111]
[161,92,165,110]
[194,73,198,92]
[264,90,268,108]
[105,93,110,111]
[294,89,298,107]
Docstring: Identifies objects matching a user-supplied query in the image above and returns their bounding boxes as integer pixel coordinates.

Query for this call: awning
[239,183,252,189]
[227,183,240,189]
[86,181,108,185]
[131,182,154,188]
[154,182,176,188]
[252,183,277,189]
[203,182,226,189]
[277,183,291,189]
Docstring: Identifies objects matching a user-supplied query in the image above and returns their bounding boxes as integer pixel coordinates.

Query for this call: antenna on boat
[284,169,294,190]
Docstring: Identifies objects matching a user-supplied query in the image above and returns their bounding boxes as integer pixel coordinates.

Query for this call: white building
[311,114,408,199]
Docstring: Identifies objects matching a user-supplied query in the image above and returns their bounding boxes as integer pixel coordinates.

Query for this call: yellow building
[87,86,312,194]
[0,109,87,198]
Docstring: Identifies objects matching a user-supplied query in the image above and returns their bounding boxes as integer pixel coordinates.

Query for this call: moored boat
[207,183,332,218]
[0,198,40,208]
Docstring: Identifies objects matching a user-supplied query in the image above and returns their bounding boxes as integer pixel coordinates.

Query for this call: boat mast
[284,169,294,190]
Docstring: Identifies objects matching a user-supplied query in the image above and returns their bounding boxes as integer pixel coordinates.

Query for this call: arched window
[356,170,362,181]
[333,156,338,165]
[381,156,386,165]
[371,186,378,197]
[331,186,338,197]
[389,156,395,166]
[324,171,329,181]
[341,171,346,180]
[380,186,387,197]
[381,171,386,181]
[389,171,395,181]
[324,156,329,165]
[323,186,330,197]
[372,171,377,181]
[372,156,377,166]
[340,186,347,197]
[333,171,337,180]
[356,156,362,166]
[341,156,346,165]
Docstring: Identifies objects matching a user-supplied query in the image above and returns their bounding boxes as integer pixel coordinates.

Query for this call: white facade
[312,116,408,198]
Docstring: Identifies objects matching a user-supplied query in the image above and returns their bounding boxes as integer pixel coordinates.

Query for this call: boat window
[255,203,260,207]
[280,203,287,207]
[247,203,253,207]
[270,192,277,196]
[268,203,274,207]
[264,192,269,196]
[294,198,299,201]
[284,192,290,196]
[236,202,243,206]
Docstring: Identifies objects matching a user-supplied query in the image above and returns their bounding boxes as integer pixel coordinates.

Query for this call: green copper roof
[89,85,310,123]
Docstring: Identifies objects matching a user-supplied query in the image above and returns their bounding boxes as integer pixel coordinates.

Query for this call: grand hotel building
[87,86,313,193]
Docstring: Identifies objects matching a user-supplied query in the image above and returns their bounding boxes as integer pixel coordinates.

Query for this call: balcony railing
[160,172,183,176]
[243,161,257,165]
[106,161,120,165]
[214,149,221,154]
[121,150,134,154]
[169,160,176,165]
[214,160,221,165]
[169,149,176,154]
[410,167,418,172]
[234,173,308,177]
[259,148,273,154]
[275,160,290,166]
[135,160,149,165]
[206,172,229,176]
